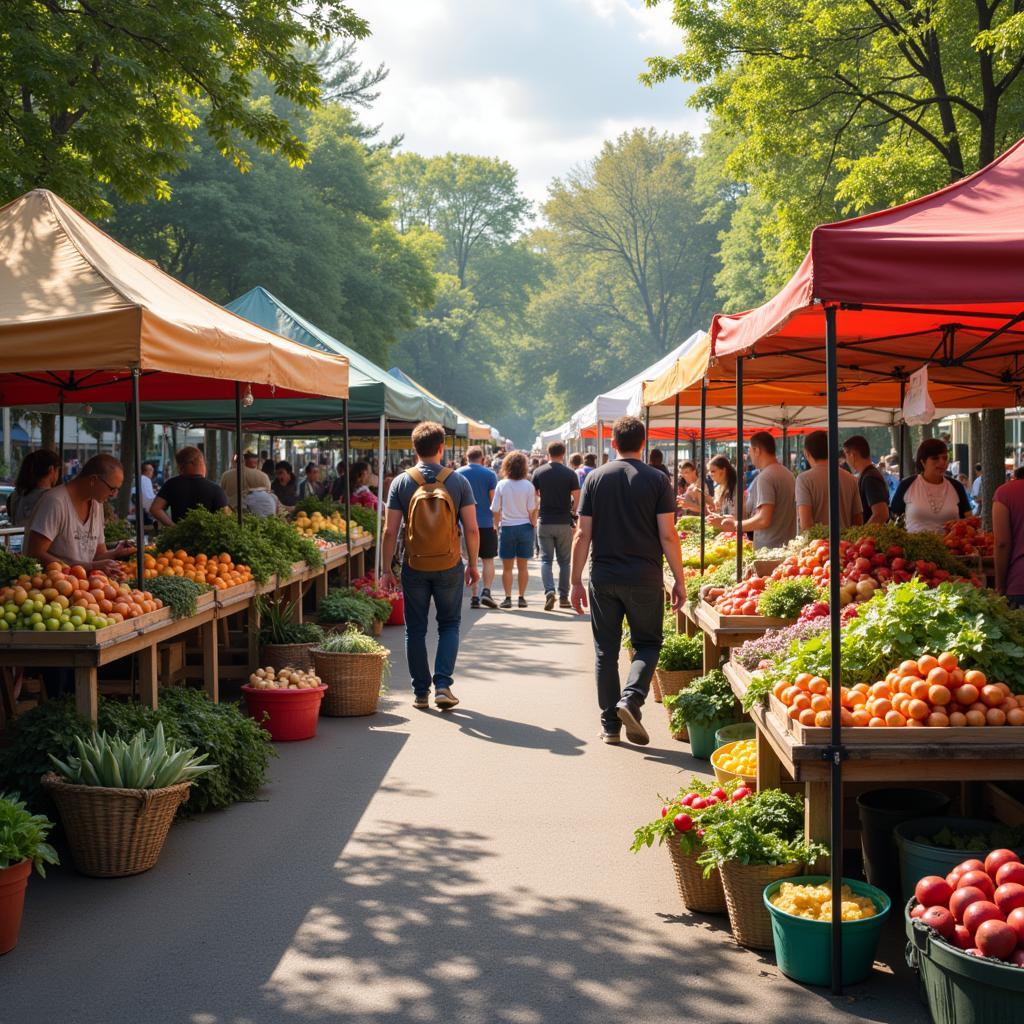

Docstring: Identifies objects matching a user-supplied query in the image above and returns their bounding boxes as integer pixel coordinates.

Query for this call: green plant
[0,550,41,585]
[331,585,391,623]
[145,576,210,619]
[658,631,702,671]
[317,589,378,632]
[255,594,325,646]
[686,561,736,606]
[293,495,339,517]
[249,513,322,571]
[315,528,347,545]
[49,722,217,789]
[631,777,744,857]
[0,794,58,876]
[104,516,133,546]
[316,628,388,657]
[665,669,737,729]
[348,504,379,538]
[758,577,821,619]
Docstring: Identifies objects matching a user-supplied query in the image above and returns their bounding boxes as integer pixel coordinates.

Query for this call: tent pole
[699,377,707,574]
[782,423,789,472]
[58,395,65,468]
[644,405,650,455]
[672,398,680,503]
[130,370,145,593]
[234,383,244,526]
[343,399,352,585]
[735,357,744,581]
[898,379,907,479]
[375,414,385,579]
[824,304,846,995]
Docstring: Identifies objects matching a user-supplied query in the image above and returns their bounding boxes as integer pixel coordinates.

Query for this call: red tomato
[672,813,693,833]
[915,875,953,909]
[949,886,988,923]
[994,882,1024,916]
[975,919,1017,960]
[996,861,1024,887]
[956,859,987,875]
[952,924,973,950]
[921,906,955,940]
[962,900,1004,937]
[985,849,1021,878]
[958,870,996,899]
[1007,906,1024,944]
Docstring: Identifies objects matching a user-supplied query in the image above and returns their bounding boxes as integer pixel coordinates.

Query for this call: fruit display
[771,881,878,922]
[944,516,994,558]
[707,575,820,618]
[910,850,1024,964]
[772,651,1023,728]
[677,519,752,570]
[711,738,757,777]
[130,550,253,589]
[293,509,366,541]
[247,666,323,689]
[0,563,162,632]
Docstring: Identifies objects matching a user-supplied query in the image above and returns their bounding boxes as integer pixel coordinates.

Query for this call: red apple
[985,849,1021,878]
[976,919,1018,960]
[963,900,1005,937]
[950,886,988,923]
[952,924,973,950]
[994,882,1024,916]
[1007,906,1024,944]
[958,870,996,899]
[915,875,954,908]
[921,906,956,940]
[996,861,1024,887]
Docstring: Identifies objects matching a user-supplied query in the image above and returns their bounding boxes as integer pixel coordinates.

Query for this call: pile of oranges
[772,652,1024,728]
[130,550,253,590]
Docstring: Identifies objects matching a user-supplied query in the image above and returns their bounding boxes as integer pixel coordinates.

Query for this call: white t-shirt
[491,478,536,527]
[904,476,961,533]
[27,484,104,566]
[138,474,156,513]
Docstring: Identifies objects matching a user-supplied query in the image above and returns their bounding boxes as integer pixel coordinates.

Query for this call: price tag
[903,365,936,426]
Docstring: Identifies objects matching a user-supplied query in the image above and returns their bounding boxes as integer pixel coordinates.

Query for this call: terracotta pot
[0,859,32,955]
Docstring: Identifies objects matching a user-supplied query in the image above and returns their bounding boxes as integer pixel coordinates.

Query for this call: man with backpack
[381,422,480,710]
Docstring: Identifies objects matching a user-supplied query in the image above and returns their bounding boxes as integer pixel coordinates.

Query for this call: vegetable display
[317,588,381,632]
[733,617,829,671]
[685,561,736,606]
[294,508,357,539]
[247,666,322,689]
[131,549,253,588]
[711,738,757,777]
[316,629,389,658]
[944,516,993,558]
[144,576,209,619]
[347,504,379,539]
[0,551,41,586]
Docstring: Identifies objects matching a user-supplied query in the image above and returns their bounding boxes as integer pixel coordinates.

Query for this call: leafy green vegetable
[255,595,324,646]
[921,824,1024,852]
[145,576,209,619]
[104,516,134,546]
[658,631,703,671]
[0,550,41,585]
[316,628,388,657]
[348,504,379,539]
[0,793,58,876]
[758,577,821,619]
[631,776,744,856]
[315,528,347,545]
[317,589,379,632]
[665,669,737,727]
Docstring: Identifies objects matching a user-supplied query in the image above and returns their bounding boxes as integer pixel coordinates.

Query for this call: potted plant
[632,777,754,914]
[256,594,324,671]
[697,788,823,949]
[43,723,217,877]
[665,669,738,754]
[312,629,390,717]
[316,588,380,635]
[0,794,58,954]
[655,631,703,712]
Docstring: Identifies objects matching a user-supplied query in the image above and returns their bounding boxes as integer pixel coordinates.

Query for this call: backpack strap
[436,466,453,484]
[407,467,426,487]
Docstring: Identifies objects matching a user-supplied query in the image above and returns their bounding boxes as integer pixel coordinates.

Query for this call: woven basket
[719,859,804,949]
[667,840,726,914]
[660,669,701,741]
[313,649,386,717]
[651,672,663,702]
[42,772,189,878]
[371,620,383,636]
[260,642,316,672]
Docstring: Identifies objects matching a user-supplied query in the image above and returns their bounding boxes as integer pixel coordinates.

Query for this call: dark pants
[402,562,464,698]
[588,582,664,732]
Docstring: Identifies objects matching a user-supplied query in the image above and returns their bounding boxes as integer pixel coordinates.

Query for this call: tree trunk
[980,409,1005,531]
[40,413,56,452]
[203,429,218,479]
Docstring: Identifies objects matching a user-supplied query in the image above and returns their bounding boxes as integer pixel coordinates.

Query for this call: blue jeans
[538,523,573,597]
[402,562,465,697]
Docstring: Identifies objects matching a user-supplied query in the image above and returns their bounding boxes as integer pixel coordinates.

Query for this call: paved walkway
[10,566,927,1024]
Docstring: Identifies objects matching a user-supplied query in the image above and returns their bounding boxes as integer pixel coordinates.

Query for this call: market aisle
[8,566,926,1024]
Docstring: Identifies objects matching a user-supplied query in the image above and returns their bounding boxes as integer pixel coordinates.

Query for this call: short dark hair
[649,449,664,465]
[748,431,776,456]
[412,421,446,457]
[612,415,645,453]
[174,447,203,471]
[975,463,982,473]
[584,453,597,467]
[547,441,566,458]
[803,429,829,462]
[569,453,582,467]
[842,435,871,460]
[466,446,483,462]
[916,437,949,473]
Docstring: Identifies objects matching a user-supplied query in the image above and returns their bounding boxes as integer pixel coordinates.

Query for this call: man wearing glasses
[26,453,134,576]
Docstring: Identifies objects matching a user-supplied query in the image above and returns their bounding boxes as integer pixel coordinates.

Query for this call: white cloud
[355,0,704,213]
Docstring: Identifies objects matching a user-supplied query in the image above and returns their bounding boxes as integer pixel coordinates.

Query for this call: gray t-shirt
[794,464,861,531]
[387,464,475,565]
[9,487,47,527]
[746,461,797,550]
[27,484,104,566]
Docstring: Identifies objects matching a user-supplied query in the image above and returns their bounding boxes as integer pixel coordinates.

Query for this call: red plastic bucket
[386,593,404,626]
[0,858,31,955]
[242,685,327,741]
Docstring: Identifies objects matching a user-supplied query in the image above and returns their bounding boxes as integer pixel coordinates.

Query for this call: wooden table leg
[702,630,721,674]
[805,780,832,872]
[248,602,260,672]
[756,726,782,791]
[201,621,219,703]
[138,642,159,710]
[75,666,98,723]
[684,614,698,637]
[315,568,328,605]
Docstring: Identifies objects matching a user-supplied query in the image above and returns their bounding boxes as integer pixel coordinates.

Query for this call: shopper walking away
[532,441,580,610]
[381,422,479,710]
[491,450,537,608]
[570,416,686,745]
[841,435,890,525]
[456,446,498,608]
[709,431,796,550]
[794,430,862,531]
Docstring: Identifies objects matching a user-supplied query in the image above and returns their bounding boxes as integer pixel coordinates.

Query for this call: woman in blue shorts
[491,450,537,608]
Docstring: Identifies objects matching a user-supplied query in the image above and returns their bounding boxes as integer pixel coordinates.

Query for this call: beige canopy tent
[0,189,349,404]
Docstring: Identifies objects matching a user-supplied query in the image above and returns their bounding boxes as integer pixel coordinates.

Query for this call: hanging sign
[903,365,936,425]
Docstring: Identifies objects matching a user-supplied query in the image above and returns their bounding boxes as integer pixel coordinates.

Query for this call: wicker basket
[659,669,701,741]
[42,772,190,878]
[371,620,383,637]
[260,642,316,672]
[667,840,726,914]
[719,859,804,949]
[313,649,386,717]
[651,672,663,702]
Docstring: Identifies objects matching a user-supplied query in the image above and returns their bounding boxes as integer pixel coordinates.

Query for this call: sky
[356,0,706,213]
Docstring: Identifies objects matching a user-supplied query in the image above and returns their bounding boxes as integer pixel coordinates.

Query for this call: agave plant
[49,722,217,790]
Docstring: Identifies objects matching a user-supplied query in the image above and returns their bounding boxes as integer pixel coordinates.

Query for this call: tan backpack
[404,467,461,571]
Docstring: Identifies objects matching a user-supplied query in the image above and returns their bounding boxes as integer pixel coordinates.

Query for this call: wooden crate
[0,605,172,649]
[697,600,795,631]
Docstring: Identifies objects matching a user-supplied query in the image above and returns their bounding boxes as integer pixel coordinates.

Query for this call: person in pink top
[992,469,1024,606]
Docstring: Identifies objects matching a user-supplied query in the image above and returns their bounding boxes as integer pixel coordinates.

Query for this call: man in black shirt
[532,441,580,610]
[842,435,890,526]
[571,416,687,745]
[150,446,229,526]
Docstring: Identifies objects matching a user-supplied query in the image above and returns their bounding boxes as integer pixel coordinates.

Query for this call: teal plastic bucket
[764,876,891,987]
[894,817,1024,905]
[906,901,1024,1024]
[687,716,735,760]
[714,721,755,750]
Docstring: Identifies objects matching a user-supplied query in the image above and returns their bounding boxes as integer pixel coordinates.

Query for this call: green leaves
[666,669,737,727]
[0,793,58,877]
[658,631,703,671]
[145,576,209,619]
[758,578,821,619]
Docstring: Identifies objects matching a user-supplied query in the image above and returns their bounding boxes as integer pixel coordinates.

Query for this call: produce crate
[726,658,755,695]
[213,580,259,610]
[697,600,795,631]
[0,605,173,648]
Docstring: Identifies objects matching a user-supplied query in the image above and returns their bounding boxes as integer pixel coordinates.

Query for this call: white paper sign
[903,365,936,425]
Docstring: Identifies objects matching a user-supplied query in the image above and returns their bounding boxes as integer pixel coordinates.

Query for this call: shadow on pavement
[432,707,586,756]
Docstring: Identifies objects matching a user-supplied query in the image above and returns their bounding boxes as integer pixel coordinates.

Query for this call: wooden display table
[694,600,793,673]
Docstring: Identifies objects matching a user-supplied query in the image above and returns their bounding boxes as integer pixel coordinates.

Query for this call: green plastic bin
[906,901,1024,1024]
[763,875,890,987]
[894,817,1024,905]
[714,721,755,750]
[687,716,736,760]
